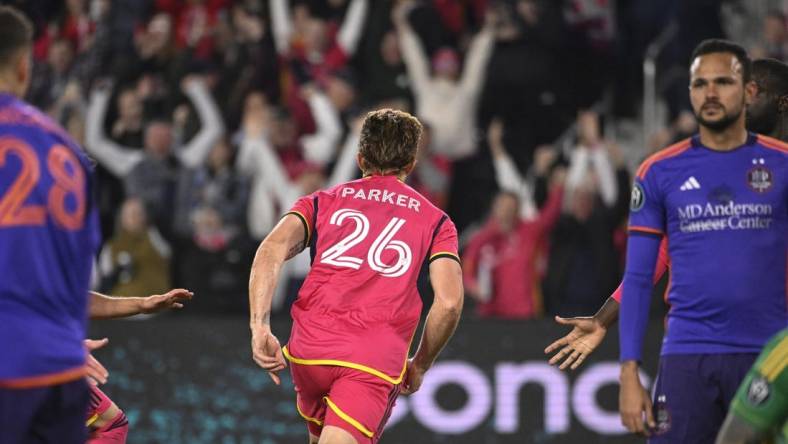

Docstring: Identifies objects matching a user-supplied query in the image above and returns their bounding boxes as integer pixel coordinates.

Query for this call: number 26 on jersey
[320,209,412,278]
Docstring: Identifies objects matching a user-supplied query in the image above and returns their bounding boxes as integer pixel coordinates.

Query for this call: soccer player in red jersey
[545,57,788,373]
[249,109,463,444]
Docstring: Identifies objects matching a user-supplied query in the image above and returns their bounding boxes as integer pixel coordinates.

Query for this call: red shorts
[290,363,401,443]
[86,385,128,443]
[87,411,128,444]
[86,385,112,425]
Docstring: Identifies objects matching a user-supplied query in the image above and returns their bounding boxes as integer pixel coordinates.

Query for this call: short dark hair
[690,39,752,83]
[0,6,33,67]
[359,109,422,175]
[752,58,788,98]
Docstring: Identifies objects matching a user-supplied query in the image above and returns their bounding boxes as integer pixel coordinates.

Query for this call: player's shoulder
[0,96,79,151]
[635,137,694,180]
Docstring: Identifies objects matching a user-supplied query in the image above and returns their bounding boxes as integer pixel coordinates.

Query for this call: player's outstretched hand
[619,366,656,436]
[401,358,427,395]
[141,289,194,314]
[84,338,109,385]
[251,327,287,385]
[544,315,607,370]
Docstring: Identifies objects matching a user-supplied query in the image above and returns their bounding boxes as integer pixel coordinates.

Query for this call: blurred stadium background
[9,0,781,442]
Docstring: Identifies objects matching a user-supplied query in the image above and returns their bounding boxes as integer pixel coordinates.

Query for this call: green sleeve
[730,328,788,434]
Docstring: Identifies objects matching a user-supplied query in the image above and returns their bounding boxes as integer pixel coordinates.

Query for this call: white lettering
[410,362,491,434]
[572,363,651,434]
[396,194,408,207]
[353,189,367,199]
[368,189,381,201]
[382,190,396,204]
[341,187,355,197]
[408,198,420,212]
[676,201,774,233]
[495,363,569,433]
[385,359,656,437]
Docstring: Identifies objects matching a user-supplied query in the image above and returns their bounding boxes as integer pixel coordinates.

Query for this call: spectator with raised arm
[462,166,566,319]
[214,4,280,131]
[487,117,538,220]
[85,76,223,236]
[237,90,357,239]
[394,2,495,160]
[270,0,368,74]
[541,111,630,316]
[238,98,360,310]
[564,110,618,207]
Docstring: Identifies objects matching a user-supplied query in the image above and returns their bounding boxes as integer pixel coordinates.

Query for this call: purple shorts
[648,353,757,444]
[0,378,88,444]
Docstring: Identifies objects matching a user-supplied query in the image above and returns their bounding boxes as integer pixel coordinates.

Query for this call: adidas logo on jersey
[680,177,701,191]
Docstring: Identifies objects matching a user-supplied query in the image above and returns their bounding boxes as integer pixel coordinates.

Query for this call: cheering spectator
[173,136,249,241]
[85,76,224,237]
[236,90,354,240]
[394,2,494,159]
[270,0,367,134]
[487,117,539,219]
[462,166,565,319]
[214,4,280,131]
[270,0,368,78]
[542,112,630,316]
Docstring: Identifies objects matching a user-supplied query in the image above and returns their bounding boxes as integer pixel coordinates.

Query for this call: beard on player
[694,96,745,132]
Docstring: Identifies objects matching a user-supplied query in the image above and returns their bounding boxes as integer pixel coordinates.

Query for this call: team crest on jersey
[747,166,772,193]
[630,183,645,212]
[746,375,771,406]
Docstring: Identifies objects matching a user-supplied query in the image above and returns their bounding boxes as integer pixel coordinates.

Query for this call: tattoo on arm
[285,239,306,260]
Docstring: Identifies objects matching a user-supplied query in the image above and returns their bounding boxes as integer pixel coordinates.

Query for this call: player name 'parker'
[341,186,421,212]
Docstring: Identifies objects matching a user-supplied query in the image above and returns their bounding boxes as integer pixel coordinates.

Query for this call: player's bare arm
[249,214,305,384]
[545,296,619,370]
[619,360,655,435]
[88,289,193,320]
[402,257,463,395]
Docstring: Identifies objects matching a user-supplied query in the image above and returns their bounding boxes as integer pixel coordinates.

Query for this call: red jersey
[282,175,459,383]
[611,237,670,302]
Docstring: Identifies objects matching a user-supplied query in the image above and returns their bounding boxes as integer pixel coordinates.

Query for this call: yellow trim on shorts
[761,336,788,381]
[85,413,99,427]
[283,346,407,385]
[324,396,374,438]
[296,402,324,426]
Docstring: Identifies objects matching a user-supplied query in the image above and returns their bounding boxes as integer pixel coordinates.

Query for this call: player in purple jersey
[0,6,102,443]
[619,39,788,443]
[546,57,788,372]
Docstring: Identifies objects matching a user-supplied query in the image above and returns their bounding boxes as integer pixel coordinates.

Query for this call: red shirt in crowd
[463,186,564,319]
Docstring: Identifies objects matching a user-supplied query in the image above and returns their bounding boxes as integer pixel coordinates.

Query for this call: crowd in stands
[16,0,786,317]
